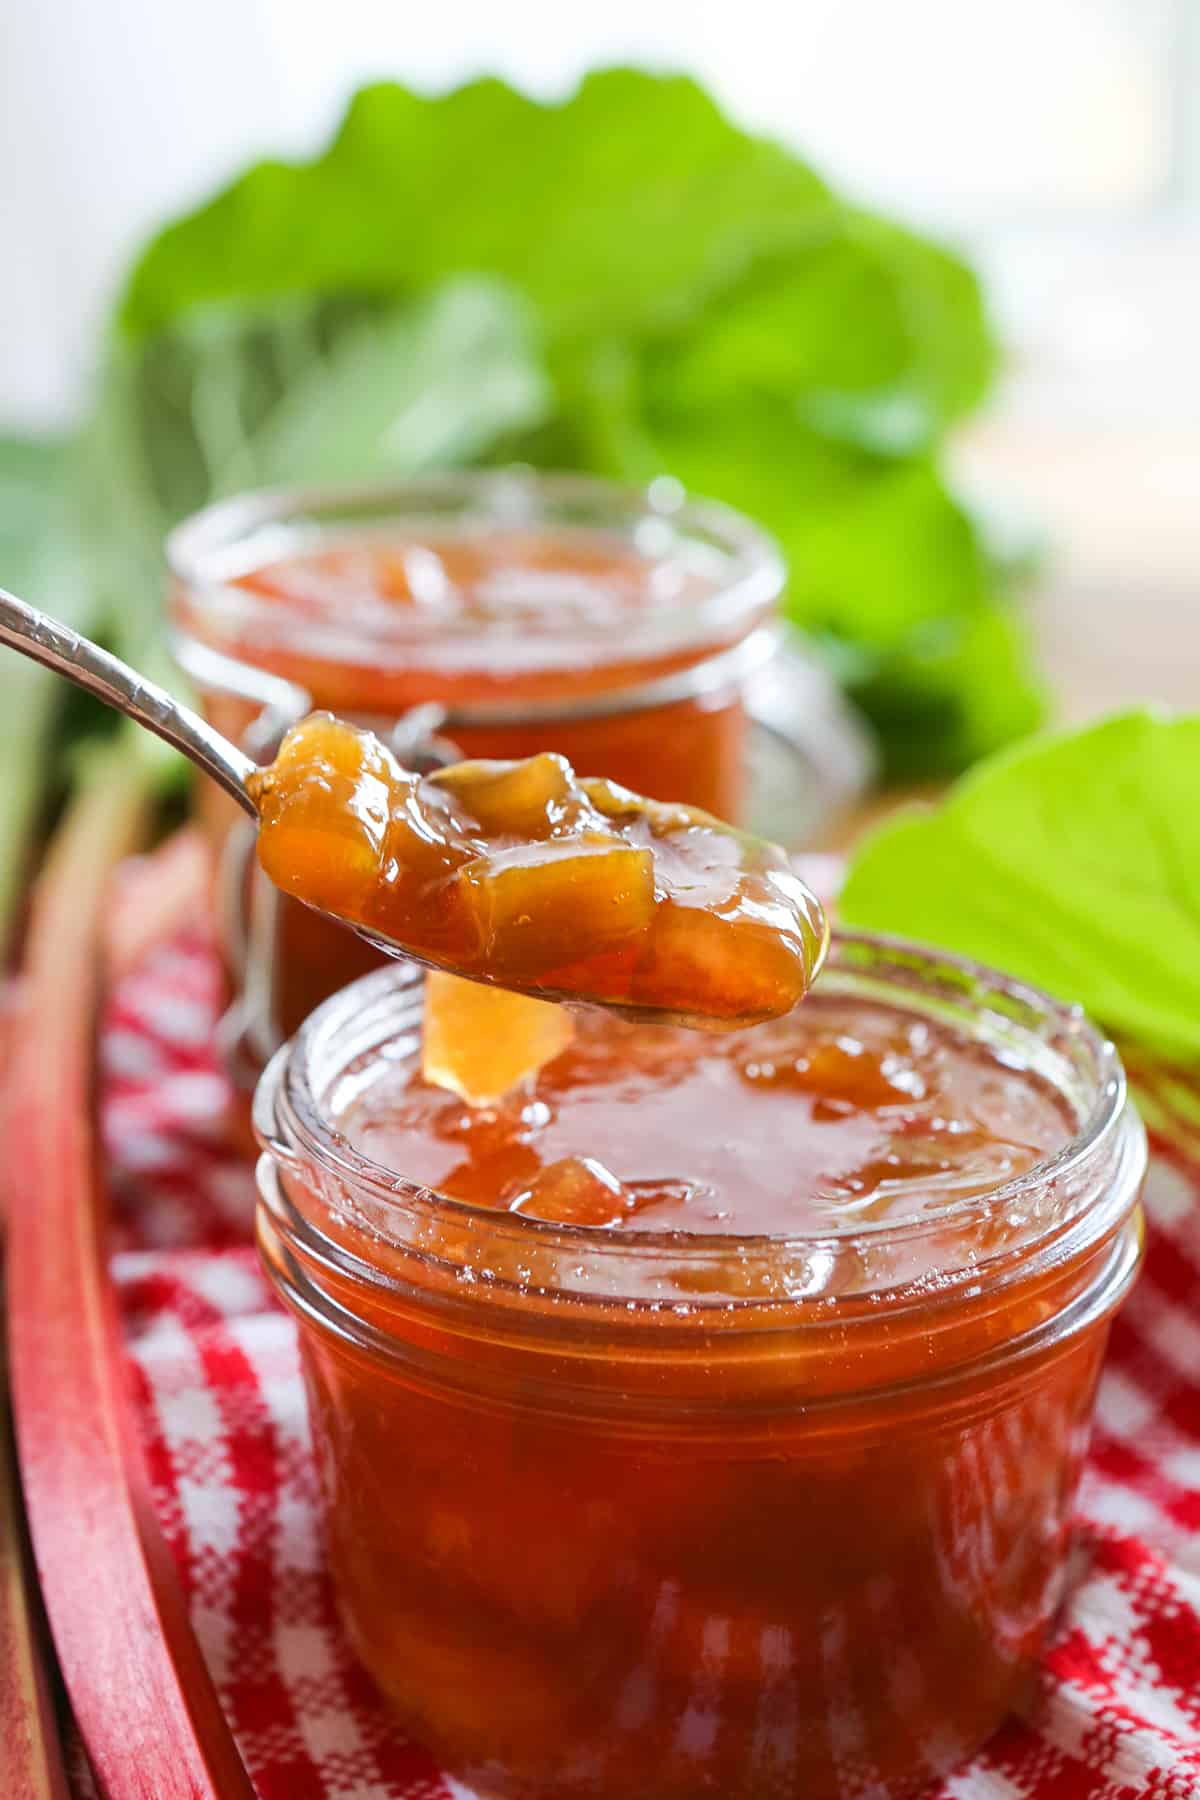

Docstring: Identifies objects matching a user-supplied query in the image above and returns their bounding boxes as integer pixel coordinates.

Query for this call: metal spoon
[0,587,419,969]
[0,585,439,974]
[0,586,260,817]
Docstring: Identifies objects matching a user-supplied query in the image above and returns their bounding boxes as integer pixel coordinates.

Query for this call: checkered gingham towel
[95,929,1200,1800]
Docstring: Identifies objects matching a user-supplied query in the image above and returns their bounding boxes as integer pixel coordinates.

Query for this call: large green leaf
[248,280,550,485]
[76,278,551,674]
[840,712,1200,1057]
[641,212,995,454]
[636,391,1040,773]
[119,73,834,344]
[90,70,1031,780]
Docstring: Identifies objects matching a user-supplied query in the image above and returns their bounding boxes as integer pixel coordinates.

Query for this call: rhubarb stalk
[0,1369,70,1800]
[5,750,256,1799]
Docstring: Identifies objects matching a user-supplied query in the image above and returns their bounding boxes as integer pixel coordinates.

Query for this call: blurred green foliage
[89,69,1043,779]
[0,70,1046,946]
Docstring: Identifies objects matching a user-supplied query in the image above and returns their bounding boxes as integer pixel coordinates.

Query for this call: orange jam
[255,938,1146,1800]
[222,527,761,725]
[168,475,792,1048]
[338,997,1071,1235]
[248,719,826,1026]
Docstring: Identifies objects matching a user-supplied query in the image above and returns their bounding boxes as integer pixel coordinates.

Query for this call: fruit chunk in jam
[247,714,827,1027]
[420,971,574,1104]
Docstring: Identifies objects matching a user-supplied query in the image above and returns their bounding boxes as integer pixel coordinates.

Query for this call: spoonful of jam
[0,587,828,1032]
[248,712,827,1029]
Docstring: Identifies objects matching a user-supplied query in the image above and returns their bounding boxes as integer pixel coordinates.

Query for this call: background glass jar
[168,471,870,1067]
[255,934,1146,1800]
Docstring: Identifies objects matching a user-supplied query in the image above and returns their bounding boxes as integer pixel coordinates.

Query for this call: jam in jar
[169,472,867,1060]
[255,934,1145,1800]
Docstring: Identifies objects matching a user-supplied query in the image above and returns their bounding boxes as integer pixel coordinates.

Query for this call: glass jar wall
[255,934,1145,1800]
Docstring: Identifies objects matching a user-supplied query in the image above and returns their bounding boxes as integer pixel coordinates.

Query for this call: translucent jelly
[248,717,826,1026]
[255,940,1146,1800]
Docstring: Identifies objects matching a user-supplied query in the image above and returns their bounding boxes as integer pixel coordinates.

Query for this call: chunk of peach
[422,971,574,1104]
[507,1155,631,1227]
[377,773,474,890]
[581,774,694,834]
[430,752,578,839]
[637,894,808,1026]
[456,837,655,976]
[254,822,381,916]
[251,712,400,909]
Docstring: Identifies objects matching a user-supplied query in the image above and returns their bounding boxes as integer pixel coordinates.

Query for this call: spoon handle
[0,587,259,816]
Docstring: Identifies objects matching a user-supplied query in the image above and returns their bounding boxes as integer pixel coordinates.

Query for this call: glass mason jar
[167,471,870,1069]
[254,934,1146,1800]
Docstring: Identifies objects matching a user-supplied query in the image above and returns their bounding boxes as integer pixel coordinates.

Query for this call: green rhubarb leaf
[87,69,1031,780]
[246,280,550,485]
[839,711,1200,1057]
[637,392,1042,774]
[118,72,835,344]
[75,279,551,683]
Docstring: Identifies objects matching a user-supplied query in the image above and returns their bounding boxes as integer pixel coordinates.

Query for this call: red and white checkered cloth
[97,931,1200,1799]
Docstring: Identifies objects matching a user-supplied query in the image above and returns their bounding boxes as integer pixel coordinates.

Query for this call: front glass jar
[168,471,869,1064]
[254,934,1146,1800]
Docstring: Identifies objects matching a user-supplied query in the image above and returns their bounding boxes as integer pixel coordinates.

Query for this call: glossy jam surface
[213,528,755,694]
[338,996,1072,1237]
[181,528,761,806]
[249,717,826,1026]
[258,969,1141,1800]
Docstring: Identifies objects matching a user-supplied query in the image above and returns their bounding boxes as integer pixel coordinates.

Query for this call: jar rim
[255,929,1144,1283]
[166,468,786,666]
